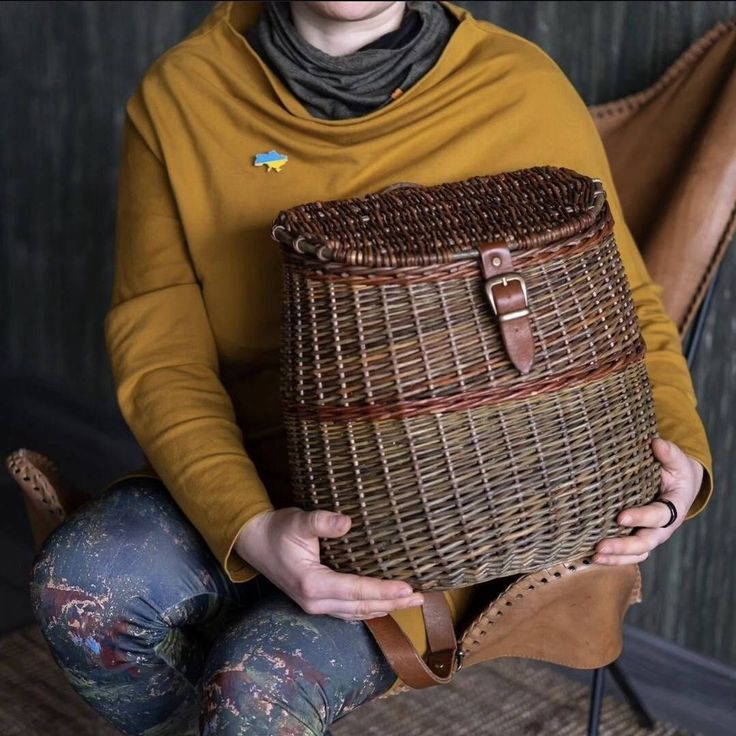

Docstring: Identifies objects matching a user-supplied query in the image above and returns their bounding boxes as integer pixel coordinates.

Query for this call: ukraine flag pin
[253,149,288,172]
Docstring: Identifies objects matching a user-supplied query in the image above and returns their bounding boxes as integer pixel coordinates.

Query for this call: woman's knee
[30,488,139,671]
[29,478,203,670]
[27,479,219,735]
[199,590,397,735]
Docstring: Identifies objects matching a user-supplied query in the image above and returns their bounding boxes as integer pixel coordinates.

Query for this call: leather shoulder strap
[363,590,459,689]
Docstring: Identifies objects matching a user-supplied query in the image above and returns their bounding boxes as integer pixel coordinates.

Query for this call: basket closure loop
[479,241,535,374]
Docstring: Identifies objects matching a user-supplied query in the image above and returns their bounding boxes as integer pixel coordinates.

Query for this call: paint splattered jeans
[29,477,398,735]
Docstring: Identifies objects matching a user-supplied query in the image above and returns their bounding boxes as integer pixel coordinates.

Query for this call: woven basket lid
[271,165,607,267]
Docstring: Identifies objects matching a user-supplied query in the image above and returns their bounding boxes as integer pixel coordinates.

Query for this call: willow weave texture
[271,166,661,591]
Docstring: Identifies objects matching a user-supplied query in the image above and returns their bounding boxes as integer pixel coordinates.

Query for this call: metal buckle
[484,273,528,316]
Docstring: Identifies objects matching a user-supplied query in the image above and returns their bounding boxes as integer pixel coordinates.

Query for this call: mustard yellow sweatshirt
[104,0,713,697]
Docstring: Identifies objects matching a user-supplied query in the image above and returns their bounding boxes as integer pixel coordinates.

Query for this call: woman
[29,2,713,735]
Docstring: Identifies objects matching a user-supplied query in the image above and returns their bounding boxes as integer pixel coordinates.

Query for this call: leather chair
[583,19,735,732]
[6,17,735,736]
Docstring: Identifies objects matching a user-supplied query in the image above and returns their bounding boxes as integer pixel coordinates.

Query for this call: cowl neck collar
[220,1,477,128]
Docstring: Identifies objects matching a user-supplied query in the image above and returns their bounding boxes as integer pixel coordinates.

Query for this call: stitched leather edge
[680,201,736,334]
[458,555,594,651]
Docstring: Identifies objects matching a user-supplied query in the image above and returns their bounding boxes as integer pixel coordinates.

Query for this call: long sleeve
[104,107,276,583]
[525,54,714,520]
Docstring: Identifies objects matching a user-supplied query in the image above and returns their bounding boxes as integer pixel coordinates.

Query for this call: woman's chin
[302,1,401,23]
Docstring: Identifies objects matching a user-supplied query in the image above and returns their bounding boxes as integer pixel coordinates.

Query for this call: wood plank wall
[2,1,734,666]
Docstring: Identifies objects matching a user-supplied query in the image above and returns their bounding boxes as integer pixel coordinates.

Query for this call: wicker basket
[271,166,661,592]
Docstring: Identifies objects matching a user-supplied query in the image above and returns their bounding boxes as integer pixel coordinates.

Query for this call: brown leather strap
[363,591,459,689]
[479,241,535,374]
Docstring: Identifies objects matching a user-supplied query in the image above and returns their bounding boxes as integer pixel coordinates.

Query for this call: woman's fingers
[614,494,686,533]
[268,508,426,618]
[594,525,664,561]
[651,437,688,477]
[593,440,705,565]
[329,609,397,621]
[292,569,425,618]
[299,508,353,540]
[330,611,391,621]
[593,551,650,566]
[299,594,424,618]
[295,566,422,605]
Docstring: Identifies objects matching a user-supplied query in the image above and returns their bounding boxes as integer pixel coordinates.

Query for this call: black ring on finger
[654,498,678,527]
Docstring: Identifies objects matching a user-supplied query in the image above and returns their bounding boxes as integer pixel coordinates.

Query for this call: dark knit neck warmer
[245,1,457,120]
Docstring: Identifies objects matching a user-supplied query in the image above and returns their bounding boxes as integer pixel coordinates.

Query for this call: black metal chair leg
[587,661,658,734]
[608,660,657,730]
[587,666,606,736]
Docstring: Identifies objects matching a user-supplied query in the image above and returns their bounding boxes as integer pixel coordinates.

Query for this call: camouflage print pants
[29,478,398,736]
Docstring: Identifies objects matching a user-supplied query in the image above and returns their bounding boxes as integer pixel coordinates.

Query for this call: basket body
[272,166,661,591]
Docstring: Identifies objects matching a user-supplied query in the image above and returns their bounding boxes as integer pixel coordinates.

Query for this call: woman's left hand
[593,437,704,565]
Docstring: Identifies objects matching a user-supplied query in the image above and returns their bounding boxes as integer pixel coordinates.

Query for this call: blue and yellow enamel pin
[253,149,288,172]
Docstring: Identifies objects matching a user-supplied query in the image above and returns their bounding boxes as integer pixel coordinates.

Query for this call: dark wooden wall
[2,1,735,666]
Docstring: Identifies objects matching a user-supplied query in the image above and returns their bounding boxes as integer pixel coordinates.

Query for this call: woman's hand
[234,507,424,620]
[593,438,704,565]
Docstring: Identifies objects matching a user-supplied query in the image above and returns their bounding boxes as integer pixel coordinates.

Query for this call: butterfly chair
[6,17,735,736]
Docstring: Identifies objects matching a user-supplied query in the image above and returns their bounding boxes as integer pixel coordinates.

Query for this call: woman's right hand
[234,507,425,620]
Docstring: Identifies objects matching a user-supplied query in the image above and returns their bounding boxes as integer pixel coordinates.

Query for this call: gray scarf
[247,1,455,120]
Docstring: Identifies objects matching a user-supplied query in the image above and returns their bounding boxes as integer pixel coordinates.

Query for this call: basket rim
[271,165,607,267]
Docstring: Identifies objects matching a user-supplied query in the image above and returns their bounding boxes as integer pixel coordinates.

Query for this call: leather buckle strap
[479,241,535,374]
